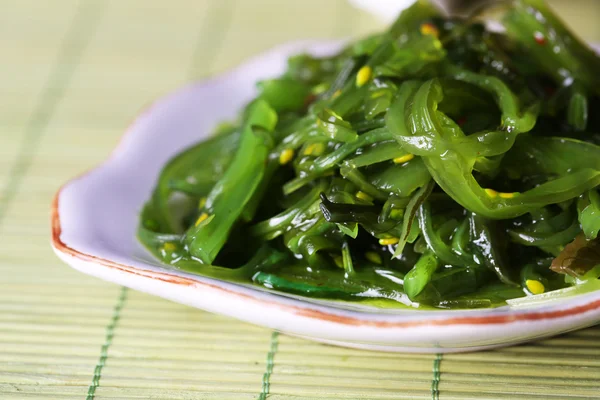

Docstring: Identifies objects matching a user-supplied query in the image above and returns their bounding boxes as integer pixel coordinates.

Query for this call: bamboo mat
[2,0,600,399]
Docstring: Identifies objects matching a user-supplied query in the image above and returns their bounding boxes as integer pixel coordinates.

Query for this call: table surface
[2,1,600,399]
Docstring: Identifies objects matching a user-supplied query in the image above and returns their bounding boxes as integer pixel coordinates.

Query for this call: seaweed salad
[139,0,600,309]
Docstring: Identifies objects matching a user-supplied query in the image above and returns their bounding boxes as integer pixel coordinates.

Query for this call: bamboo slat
[1,0,599,399]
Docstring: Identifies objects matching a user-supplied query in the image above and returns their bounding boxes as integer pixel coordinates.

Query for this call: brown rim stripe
[52,189,600,329]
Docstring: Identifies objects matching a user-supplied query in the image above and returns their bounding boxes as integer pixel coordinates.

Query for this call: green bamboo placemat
[1,0,599,399]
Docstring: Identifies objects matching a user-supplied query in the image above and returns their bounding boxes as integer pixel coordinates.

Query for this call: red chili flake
[457,116,467,127]
[534,32,546,45]
[303,93,317,108]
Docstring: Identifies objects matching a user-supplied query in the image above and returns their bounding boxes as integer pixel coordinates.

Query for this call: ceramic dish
[350,0,429,22]
[51,40,600,353]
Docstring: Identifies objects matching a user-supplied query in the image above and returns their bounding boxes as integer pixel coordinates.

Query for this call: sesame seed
[163,242,176,251]
[526,279,545,295]
[484,188,498,198]
[356,191,374,202]
[304,143,324,156]
[393,154,415,164]
[303,144,316,156]
[420,23,439,38]
[311,142,325,155]
[356,66,372,87]
[279,149,294,165]
[379,237,399,246]
[195,212,209,227]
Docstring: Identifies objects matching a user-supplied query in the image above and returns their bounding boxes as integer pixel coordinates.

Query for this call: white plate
[52,40,600,353]
[350,0,423,21]
[348,0,468,21]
